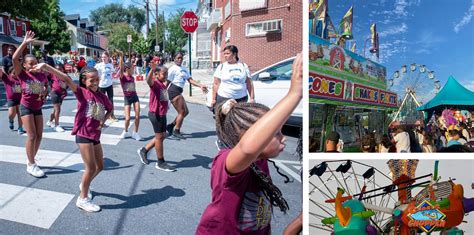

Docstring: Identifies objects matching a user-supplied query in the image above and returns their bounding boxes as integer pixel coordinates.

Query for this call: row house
[0,12,49,58]
[64,14,105,57]
[206,0,302,73]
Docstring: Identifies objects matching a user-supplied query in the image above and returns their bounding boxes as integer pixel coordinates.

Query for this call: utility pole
[162,11,165,55]
[145,0,149,37]
[155,0,158,53]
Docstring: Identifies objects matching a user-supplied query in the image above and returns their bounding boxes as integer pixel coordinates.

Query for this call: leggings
[99,85,114,106]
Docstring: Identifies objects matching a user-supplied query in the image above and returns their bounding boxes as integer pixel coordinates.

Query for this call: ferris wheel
[388,64,441,125]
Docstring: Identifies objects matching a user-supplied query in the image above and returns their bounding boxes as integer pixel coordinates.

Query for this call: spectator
[325,131,340,152]
[361,135,373,153]
[448,130,465,146]
[41,49,55,67]
[378,134,391,153]
[392,126,411,153]
[422,134,435,153]
[2,46,14,73]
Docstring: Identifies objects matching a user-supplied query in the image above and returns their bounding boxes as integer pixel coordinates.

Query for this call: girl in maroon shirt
[0,66,24,134]
[32,62,113,213]
[46,64,69,132]
[12,31,49,178]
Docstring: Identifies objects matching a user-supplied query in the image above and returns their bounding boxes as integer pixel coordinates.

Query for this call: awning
[77,42,105,51]
[417,76,474,111]
[309,97,398,111]
[0,34,20,45]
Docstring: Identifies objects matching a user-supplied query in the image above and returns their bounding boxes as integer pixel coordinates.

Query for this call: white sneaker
[76,196,101,212]
[118,130,131,139]
[46,120,55,128]
[55,125,65,132]
[79,183,93,199]
[132,132,142,141]
[26,163,45,177]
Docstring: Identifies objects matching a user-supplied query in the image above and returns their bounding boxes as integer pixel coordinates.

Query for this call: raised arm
[13,31,36,77]
[211,77,220,107]
[32,63,78,93]
[118,52,124,78]
[146,61,157,87]
[225,53,302,174]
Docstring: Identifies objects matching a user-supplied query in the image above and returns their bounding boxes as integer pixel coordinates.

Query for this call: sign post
[180,11,198,96]
[127,34,132,59]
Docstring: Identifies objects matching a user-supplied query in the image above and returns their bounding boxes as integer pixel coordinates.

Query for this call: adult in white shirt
[392,126,411,153]
[166,52,208,139]
[211,45,254,109]
[95,51,116,120]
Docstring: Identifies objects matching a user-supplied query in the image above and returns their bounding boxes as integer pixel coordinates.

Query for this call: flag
[370,23,379,53]
[339,6,353,39]
[351,42,356,53]
[326,15,338,38]
[310,0,327,20]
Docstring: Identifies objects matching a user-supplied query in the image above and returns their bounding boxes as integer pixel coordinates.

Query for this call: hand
[97,121,104,130]
[201,85,208,94]
[30,63,48,73]
[249,98,255,103]
[289,53,302,98]
[23,31,36,44]
[211,99,216,107]
[150,61,158,70]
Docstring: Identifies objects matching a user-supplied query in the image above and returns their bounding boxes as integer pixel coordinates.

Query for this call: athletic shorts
[124,94,139,105]
[167,83,183,101]
[148,111,166,133]
[20,104,42,117]
[7,99,20,107]
[50,91,65,104]
[75,135,100,145]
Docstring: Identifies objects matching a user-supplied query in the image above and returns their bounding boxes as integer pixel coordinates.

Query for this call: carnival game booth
[309,35,398,152]
[417,76,474,128]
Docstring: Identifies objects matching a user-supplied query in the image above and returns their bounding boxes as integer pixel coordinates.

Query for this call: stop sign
[180,11,198,33]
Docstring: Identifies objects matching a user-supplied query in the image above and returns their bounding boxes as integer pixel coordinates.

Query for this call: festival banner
[353,83,379,104]
[309,72,345,100]
[379,90,398,107]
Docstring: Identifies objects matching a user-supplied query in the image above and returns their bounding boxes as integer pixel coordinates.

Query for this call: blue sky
[322,0,474,100]
[60,0,198,21]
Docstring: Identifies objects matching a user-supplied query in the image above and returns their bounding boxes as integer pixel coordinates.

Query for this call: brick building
[207,0,302,73]
[64,14,105,57]
[0,12,49,58]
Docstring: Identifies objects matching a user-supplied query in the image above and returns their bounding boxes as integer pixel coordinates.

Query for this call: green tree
[165,9,187,56]
[30,0,70,53]
[0,0,49,19]
[107,23,139,53]
[90,4,145,32]
[132,35,150,56]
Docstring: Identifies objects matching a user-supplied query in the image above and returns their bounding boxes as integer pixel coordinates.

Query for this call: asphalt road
[0,89,302,234]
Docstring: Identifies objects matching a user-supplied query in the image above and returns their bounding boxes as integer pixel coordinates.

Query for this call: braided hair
[215,100,289,213]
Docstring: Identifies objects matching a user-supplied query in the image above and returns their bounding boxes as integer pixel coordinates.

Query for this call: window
[224,1,231,19]
[253,59,293,81]
[10,20,16,36]
[239,0,267,11]
[21,23,26,36]
[0,19,4,34]
[246,19,282,37]
[225,28,231,42]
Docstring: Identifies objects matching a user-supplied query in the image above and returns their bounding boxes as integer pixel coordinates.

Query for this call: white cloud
[465,81,474,91]
[453,0,474,33]
[379,23,408,37]
[394,0,409,16]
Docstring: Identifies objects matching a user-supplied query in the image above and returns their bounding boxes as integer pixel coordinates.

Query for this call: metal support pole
[188,33,192,96]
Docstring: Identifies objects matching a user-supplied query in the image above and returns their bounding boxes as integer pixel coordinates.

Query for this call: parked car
[206,57,302,127]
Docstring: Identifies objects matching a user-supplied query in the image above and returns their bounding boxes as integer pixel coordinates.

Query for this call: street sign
[127,34,132,43]
[155,45,160,52]
[180,11,199,33]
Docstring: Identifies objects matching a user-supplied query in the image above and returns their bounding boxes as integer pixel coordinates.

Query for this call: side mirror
[258,72,272,81]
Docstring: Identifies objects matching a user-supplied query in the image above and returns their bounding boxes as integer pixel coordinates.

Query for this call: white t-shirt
[168,64,190,88]
[214,62,250,99]
[393,131,411,153]
[95,62,114,88]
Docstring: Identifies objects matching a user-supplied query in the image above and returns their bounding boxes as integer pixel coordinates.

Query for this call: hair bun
[221,99,237,115]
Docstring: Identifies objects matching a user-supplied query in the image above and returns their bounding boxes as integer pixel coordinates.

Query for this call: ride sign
[180,11,198,33]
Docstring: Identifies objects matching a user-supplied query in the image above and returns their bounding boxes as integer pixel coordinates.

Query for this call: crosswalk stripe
[39,130,121,145]
[0,183,75,229]
[57,116,132,129]
[113,102,147,108]
[0,145,84,170]
[113,96,150,103]
[71,109,141,117]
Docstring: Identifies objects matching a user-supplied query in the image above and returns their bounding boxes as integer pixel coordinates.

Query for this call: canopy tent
[417,76,474,121]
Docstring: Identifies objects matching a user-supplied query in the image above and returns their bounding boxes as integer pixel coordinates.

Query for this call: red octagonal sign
[180,11,199,33]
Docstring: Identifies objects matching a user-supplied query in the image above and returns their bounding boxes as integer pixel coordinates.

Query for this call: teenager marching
[12,31,49,177]
[33,63,113,212]
[136,62,176,172]
[1,66,25,134]
[46,64,68,132]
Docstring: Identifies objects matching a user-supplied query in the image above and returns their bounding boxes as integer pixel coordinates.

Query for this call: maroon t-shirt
[148,80,168,116]
[18,70,48,110]
[120,74,137,97]
[1,74,21,101]
[72,87,113,141]
[50,74,68,98]
[196,149,272,235]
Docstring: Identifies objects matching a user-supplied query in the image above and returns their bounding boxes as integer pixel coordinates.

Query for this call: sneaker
[137,147,149,165]
[132,132,142,141]
[79,183,93,200]
[55,125,65,132]
[46,120,55,128]
[76,196,101,212]
[8,120,14,130]
[26,163,45,177]
[166,123,175,136]
[118,130,131,139]
[110,115,118,122]
[172,130,186,139]
[155,161,176,172]
[18,127,26,135]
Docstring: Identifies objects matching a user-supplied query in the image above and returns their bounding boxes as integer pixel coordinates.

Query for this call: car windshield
[253,59,294,81]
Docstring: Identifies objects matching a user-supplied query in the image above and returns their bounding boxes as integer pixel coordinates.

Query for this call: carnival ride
[388,64,440,126]
[309,160,474,234]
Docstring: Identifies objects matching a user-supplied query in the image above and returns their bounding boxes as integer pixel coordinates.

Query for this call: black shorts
[167,83,183,101]
[148,112,166,133]
[124,94,139,105]
[7,99,20,107]
[20,104,43,117]
[50,91,65,104]
[75,135,100,145]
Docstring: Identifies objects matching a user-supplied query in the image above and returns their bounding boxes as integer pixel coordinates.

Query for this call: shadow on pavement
[168,154,213,170]
[97,186,186,209]
[104,158,133,171]
[183,130,216,139]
